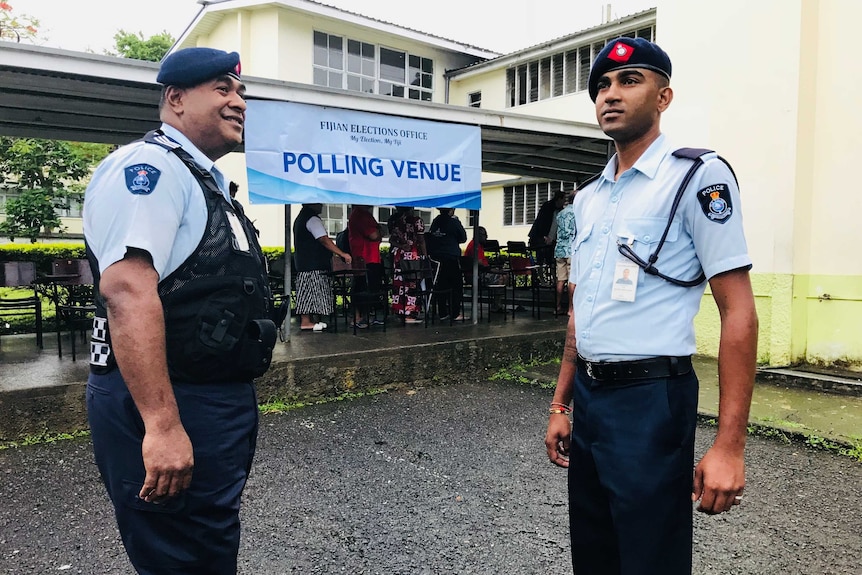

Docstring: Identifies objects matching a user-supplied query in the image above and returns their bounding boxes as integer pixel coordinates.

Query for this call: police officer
[544,38,758,574]
[83,47,275,574]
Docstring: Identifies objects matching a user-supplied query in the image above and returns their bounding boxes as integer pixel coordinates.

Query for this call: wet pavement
[1,312,861,573]
[0,379,860,574]
[2,313,862,448]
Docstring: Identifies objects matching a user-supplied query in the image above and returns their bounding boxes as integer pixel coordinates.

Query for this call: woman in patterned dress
[293,203,351,331]
[387,206,426,323]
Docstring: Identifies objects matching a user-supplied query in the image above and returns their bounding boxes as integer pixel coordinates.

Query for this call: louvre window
[505,25,655,107]
[503,181,576,226]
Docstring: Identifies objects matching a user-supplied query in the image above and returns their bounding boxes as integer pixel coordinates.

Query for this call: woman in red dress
[387,206,426,323]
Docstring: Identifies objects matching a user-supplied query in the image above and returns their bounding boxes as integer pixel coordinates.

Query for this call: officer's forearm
[711,272,758,455]
[552,311,578,406]
[715,310,757,454]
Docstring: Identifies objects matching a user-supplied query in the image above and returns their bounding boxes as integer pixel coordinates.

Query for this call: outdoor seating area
[0,238,562,362]
[0,261,43,350]
[270,238,560,336]
[0,258,95,360]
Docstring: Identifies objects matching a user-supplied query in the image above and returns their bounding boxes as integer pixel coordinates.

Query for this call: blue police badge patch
[697,183,733,223]
[124,164,161,195]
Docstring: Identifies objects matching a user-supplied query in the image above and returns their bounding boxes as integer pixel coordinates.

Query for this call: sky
[21,0,654,55]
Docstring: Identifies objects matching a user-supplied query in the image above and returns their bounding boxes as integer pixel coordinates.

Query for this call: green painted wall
[694,273,862,368]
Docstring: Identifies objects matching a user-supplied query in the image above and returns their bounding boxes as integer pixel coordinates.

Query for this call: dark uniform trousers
[568,367,699,575]
[87,369,259,575]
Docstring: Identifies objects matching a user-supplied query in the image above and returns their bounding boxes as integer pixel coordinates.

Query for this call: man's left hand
[692,445,745,514]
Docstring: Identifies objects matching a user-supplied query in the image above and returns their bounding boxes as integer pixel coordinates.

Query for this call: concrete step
[757,366,862,397]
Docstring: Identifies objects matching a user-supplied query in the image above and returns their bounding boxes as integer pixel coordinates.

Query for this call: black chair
[508,255,539,320]
[267,255,291,341]
[508,241,553,318]
[483,239,503,267]
[50,259,96,361]
[398,258,452,327]
[460,255,505,322]
[351,258,388,333]
[0,261,43,349]
[329,254,356,333]
[506,241,531,258]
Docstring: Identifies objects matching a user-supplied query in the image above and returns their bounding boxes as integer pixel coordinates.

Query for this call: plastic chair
[0,261,43,349]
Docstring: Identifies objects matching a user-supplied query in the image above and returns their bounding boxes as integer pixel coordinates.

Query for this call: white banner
[244,101,481,209]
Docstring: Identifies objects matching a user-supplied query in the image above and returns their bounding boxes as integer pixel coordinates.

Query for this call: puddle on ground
[694,358,862,444]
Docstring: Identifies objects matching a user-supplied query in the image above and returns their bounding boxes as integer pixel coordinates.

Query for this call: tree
[0,1,39,43]
[110,30,174,62]
[0,138,107,242]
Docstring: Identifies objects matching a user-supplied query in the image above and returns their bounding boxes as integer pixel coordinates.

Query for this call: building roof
[447,8,657,79]
[0,42,611,183]
[175,0,500,60]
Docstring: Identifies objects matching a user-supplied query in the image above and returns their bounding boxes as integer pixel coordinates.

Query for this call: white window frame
[503,181,575,227]
[506,25,655,107]
[313,31,434,101]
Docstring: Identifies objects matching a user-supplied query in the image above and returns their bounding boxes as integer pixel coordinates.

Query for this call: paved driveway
[1,380,860,574]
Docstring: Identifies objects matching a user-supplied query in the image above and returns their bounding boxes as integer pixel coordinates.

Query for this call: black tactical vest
[87,130,276,383]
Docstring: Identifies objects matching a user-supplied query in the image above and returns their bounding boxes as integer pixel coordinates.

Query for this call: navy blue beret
[588,37,671,102]
[157,47,242,87]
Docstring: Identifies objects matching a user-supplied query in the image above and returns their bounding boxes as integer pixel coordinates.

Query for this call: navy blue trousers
[87,370,258,575]
[568,368,698,575]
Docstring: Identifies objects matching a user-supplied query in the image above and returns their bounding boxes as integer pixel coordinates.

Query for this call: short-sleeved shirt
[306,215,327,240]
[83,124,231,280]
[554,204,576,259]
[570,134,751,361]
[348,207,381,264]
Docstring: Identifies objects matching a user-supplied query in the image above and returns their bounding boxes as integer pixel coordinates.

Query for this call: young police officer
[544,38,758,574]
[84,48,275,574]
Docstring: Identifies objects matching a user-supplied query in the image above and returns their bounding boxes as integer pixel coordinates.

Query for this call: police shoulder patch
[124,164,161,195]
[696,183,733,223]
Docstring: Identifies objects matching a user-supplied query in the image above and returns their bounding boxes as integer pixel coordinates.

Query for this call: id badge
[226,211,251,252]
[611,259,638,302]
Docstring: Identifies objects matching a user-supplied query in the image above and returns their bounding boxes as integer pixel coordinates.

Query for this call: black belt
[577,355,692,382]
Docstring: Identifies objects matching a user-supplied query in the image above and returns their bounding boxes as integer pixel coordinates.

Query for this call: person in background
[552,192,576,316]
[464,226,508,312]
[83,47,274,574]
[387,206,426,324]
[293,203,351,331]
[544,37,757,574]
[348,204,384,329]
[427,207,467,320]
[528,190,566,265]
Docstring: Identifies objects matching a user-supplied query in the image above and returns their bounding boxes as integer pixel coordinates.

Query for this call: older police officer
[544,38,758,574]
[83,48,275,574]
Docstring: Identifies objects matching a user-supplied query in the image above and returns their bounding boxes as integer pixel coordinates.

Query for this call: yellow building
[174,0,860,367]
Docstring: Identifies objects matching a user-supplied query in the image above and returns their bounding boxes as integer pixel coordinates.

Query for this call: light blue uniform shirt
[569,134,751,361]
[83,124,232,280]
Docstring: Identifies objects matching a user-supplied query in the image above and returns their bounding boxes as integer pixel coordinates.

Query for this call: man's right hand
[545,414,571,468]
[139,423,194,502]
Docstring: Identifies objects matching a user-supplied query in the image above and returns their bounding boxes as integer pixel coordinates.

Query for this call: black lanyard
[614,147,737,288]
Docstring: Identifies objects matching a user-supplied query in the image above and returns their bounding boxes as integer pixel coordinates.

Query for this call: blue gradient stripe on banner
[246,168,481,209]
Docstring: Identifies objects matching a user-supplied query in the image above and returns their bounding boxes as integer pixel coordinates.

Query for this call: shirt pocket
[615,217,680,282]
[571,223,593,280]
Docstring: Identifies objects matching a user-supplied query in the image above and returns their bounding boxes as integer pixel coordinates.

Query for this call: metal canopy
[0,42,611,183]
